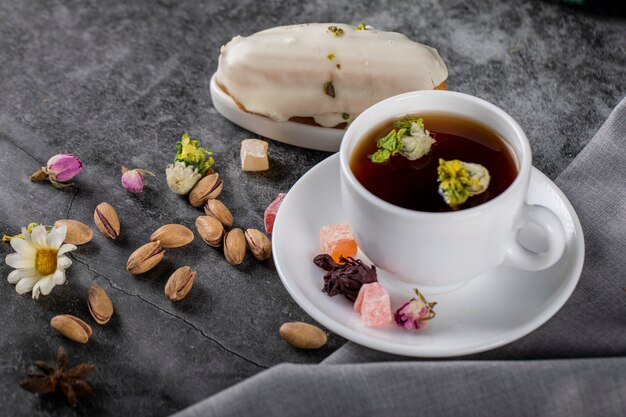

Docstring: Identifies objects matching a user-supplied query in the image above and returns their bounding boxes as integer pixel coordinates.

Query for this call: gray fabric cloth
[172,98,626,417]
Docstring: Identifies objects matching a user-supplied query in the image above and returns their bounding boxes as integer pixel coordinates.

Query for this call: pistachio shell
[224,228,246,265]
[50,314,93,344]
[279,322,327,349]
[127,241,165,274]
[150,224,194,248]
[93,202,121,239]
[164,266,196,301]
[189,173,223,207]
[244,228,272,261]
[204,199,234,227]
[195,216,224,247]
[54,219,93,245]
[87,284,113,325]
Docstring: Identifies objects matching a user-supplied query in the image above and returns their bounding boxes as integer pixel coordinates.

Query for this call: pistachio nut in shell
[204,199,234,227]
[244,228,272,261]
[88,284,114,324]
[164,266,196,301]
[93,202,121,239]
[195,216,224,247]
[224,228,246,265]
[127,241,165,274]
[150,224,194,248]
[189,173,223,207]
[50,314,93,344]
[279,322,327,349]
[54,219,93,245]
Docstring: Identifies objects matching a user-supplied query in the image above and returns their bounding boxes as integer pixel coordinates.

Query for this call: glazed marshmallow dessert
[216,23,448,128]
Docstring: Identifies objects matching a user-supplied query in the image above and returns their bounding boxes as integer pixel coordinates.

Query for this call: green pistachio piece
[327,26,344,37]
[323,81,336,98]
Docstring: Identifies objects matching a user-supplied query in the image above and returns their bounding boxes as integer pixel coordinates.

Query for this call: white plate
[272,154,584,357]
[210,74,345,152]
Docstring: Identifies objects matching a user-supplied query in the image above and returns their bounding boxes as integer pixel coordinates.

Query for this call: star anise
[20,346,96,408]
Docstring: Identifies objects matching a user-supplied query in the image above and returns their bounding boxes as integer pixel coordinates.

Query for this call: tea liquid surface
[350,113,518,212]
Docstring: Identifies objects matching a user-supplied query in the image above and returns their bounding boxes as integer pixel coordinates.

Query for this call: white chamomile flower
[165,134,214,195]
[399,121,436,161]
[165,161,201,195]
[5,225,76,299]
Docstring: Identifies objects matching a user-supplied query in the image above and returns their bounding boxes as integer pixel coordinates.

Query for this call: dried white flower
[165,161,201,195]
[399,122,435,161]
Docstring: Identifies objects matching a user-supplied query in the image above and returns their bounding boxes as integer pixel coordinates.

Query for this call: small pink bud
[393,289,437,330]
[121,167,154,193]
[46,154,83,182]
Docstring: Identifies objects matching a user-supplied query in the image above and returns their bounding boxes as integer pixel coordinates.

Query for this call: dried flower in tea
[437,159,490,209]
[370,117,435,164]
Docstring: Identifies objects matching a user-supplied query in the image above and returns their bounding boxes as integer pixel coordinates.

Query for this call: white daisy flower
[5,224,76,299]
[165,161,202,195]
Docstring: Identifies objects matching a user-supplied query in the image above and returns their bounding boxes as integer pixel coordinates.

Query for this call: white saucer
[210,74,345,152]
[272,154,584,357]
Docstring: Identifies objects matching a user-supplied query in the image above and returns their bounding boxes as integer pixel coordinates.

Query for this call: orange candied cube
[320,224,357,262]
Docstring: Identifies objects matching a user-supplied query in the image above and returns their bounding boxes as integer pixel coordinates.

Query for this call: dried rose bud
[393,289,437,330]
[121,167,154,193]
[46,154,83,182]
[30,154,83,188]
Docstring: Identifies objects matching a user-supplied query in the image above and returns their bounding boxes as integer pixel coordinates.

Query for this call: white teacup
[339,90,566,290]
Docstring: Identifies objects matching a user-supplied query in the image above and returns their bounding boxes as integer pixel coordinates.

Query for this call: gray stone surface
[0,0,624,415]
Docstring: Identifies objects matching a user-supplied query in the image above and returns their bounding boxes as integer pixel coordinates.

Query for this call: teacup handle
[505,204,566,271]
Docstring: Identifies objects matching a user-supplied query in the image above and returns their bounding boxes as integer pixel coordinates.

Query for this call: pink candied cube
[354,283,392,327]
[320,224,357,262]
[264,193,286,234]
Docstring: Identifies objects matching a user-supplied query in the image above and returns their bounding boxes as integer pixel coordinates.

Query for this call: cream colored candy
[241,139,269,171]
[216,23,448,127]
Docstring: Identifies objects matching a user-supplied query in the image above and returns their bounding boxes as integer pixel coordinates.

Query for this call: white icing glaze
[216,23,448,127]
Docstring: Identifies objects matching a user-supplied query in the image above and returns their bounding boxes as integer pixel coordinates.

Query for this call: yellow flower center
[35,249,58,275]
[175,134,214,175]
[178,135,206,164]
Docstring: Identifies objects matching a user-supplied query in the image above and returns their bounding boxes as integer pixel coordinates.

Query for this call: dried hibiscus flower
[313,254,377,302]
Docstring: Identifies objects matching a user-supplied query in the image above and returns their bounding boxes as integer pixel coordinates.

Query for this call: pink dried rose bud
[30,154,83,188]
[121,167,155,193]
[394,289,437,330]
[46,154,83,182]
